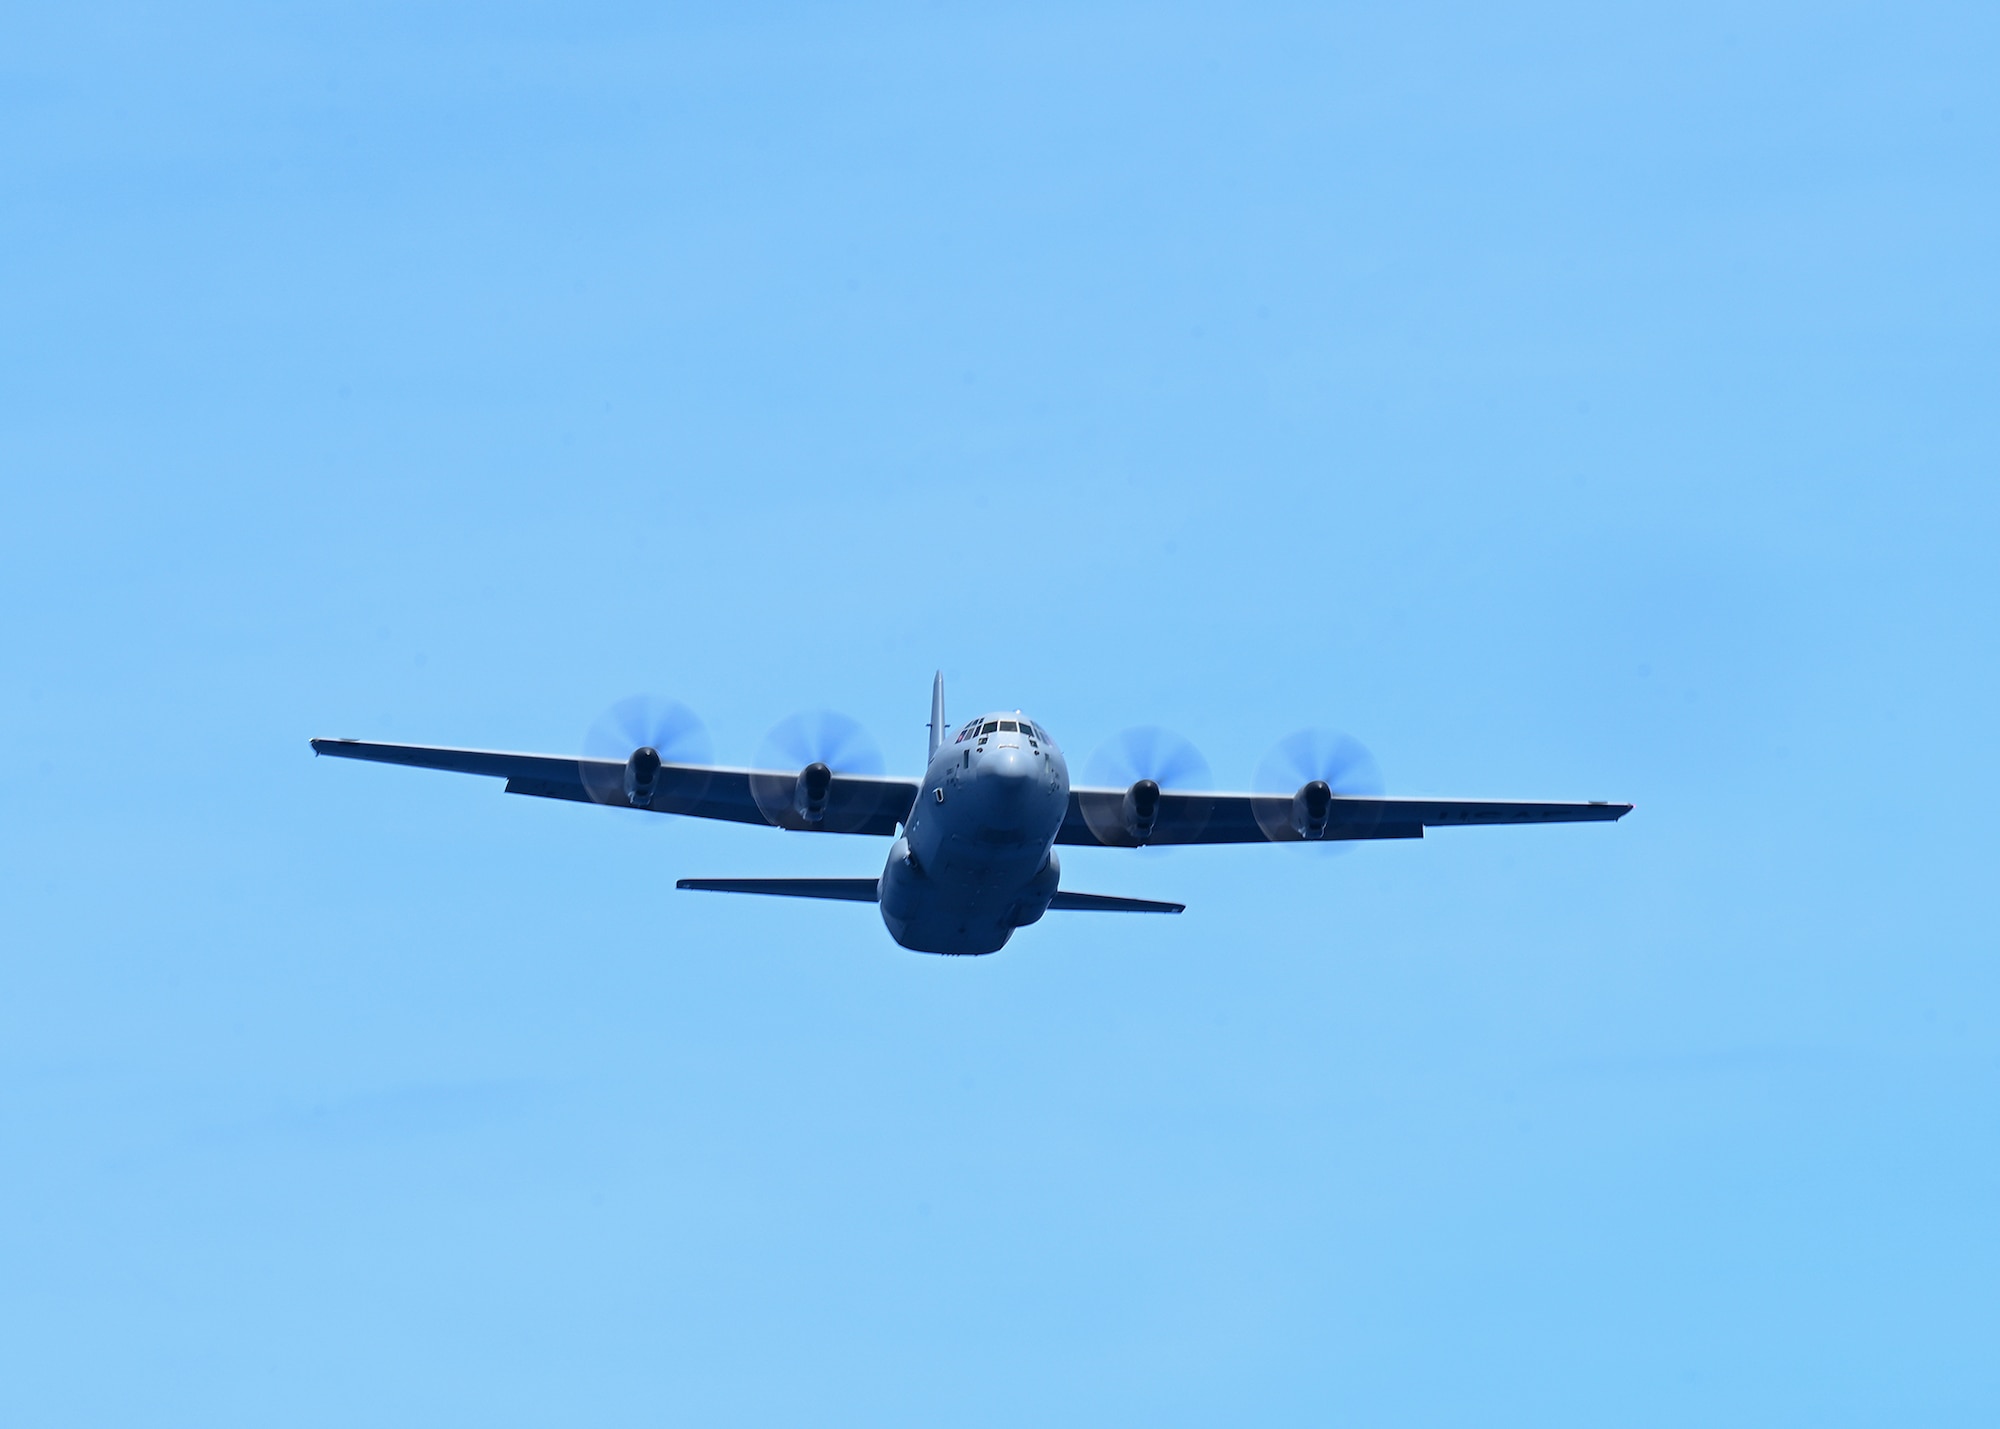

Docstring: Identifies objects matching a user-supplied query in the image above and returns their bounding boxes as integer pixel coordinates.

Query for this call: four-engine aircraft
[312,674,1630,955]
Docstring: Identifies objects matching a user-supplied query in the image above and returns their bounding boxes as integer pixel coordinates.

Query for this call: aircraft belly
[881,772,1065,955]
[878,866,1020,956]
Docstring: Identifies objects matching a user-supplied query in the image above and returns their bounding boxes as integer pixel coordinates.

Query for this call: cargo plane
[313,674,1629,955]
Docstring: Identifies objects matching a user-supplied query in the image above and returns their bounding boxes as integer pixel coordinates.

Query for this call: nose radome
[984,746,1035,782]
[979,747,1042,808]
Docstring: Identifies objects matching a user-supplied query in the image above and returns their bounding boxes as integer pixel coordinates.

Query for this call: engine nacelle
[624,746,662,807]
[1123,778,1162,843]
[1292,779,1332,840]
[794,761,834,823]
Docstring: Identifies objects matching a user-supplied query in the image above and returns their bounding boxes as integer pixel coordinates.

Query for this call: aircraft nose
[976,745,1039,812]
[985,746,1033,780]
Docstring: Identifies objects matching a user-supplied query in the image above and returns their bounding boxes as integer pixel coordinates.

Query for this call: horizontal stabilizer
[1048,891,1185,914]
[676,878,879,903]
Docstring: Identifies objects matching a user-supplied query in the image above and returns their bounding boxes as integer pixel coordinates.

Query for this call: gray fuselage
[878,712,1071,954]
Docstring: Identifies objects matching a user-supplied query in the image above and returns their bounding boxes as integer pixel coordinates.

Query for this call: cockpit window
[998,719,1019,732]
[979,721,998,736]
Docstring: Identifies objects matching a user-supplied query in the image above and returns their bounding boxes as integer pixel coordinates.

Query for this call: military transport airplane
[312,673,1630,955]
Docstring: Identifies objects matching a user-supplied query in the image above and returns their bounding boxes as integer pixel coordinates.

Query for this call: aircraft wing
[1057,787,1631,847]
[309,738,919,836]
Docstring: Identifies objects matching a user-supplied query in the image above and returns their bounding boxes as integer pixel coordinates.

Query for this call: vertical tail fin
[928,671,946,759]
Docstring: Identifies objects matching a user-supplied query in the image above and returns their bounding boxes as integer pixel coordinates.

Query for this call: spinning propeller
[749,710,885,832]
[579,695,713,810]
[1081,725,1212,846]
[1252,727,1384,846]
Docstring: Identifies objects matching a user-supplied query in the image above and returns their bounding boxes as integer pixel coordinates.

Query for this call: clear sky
[3,3,1996,1424]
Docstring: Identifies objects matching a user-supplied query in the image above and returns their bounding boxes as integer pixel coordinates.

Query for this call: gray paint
[310,673,1630,956]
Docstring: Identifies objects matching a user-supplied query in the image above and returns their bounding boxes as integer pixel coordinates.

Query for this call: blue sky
[3,2,1996,1423]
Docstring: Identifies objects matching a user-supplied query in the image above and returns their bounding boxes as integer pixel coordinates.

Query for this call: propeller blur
[311,672,1631,956]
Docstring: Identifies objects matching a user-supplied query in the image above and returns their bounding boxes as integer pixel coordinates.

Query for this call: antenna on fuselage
[928,671,946,759]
